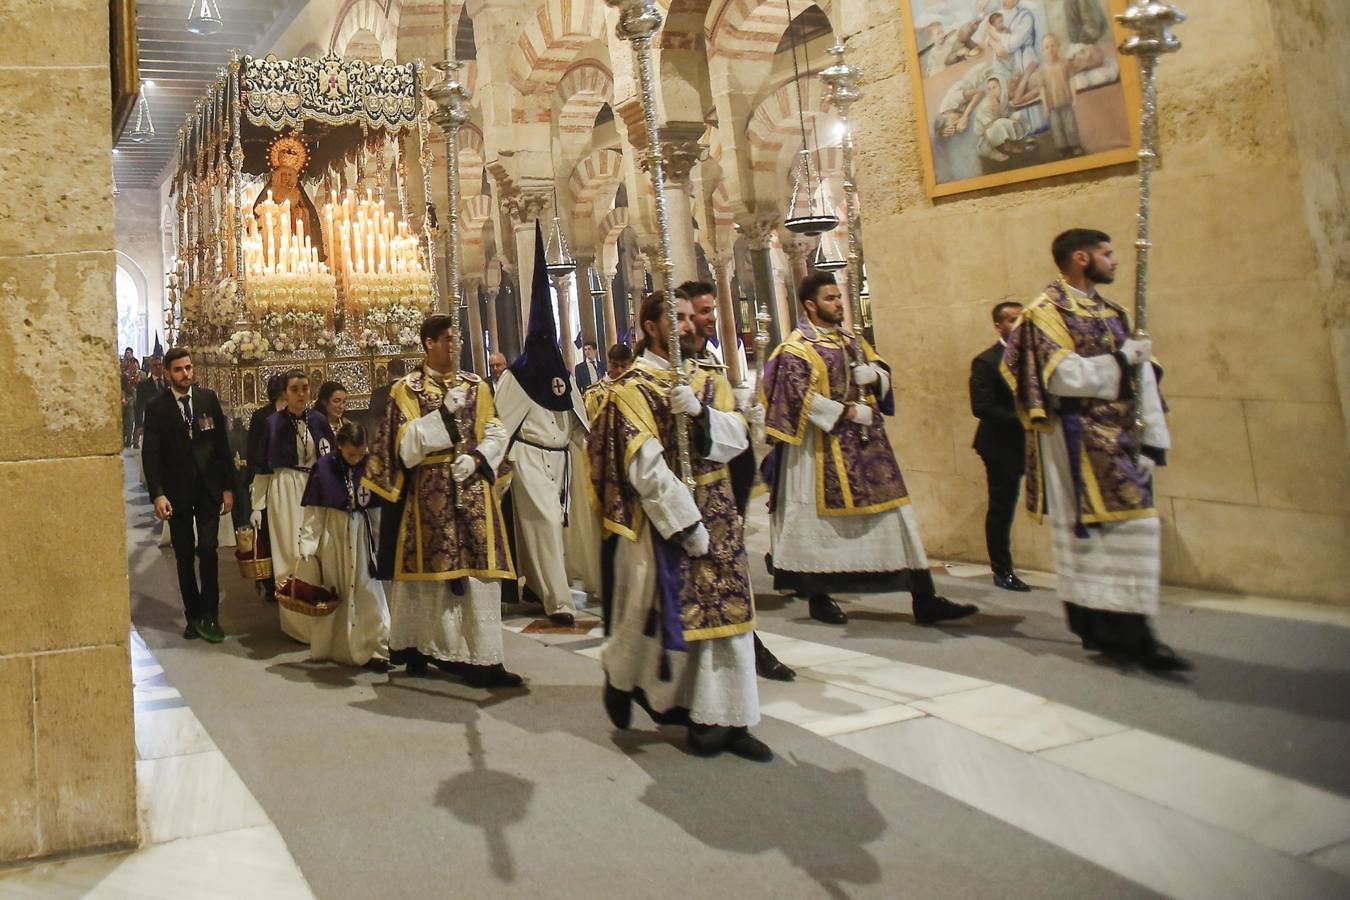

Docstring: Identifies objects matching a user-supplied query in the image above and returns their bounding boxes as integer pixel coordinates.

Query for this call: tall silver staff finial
[428,4,473,377]
[1116,1,1185,341]
[603,0,694,491]
[1117,1,1184,449]
[820,38,867,340]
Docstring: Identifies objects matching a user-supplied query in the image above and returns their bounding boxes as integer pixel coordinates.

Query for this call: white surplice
[1038,301,1171,616]
[252,425,318,644]
[386,378,511,664]
[768,362,930,576]
[600,351,759,727]
[494,370,588,616]
[298,504,390,666]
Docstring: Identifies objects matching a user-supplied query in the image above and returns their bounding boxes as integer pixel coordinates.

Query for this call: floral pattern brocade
[587,362,754,640]
[363,369,513,580]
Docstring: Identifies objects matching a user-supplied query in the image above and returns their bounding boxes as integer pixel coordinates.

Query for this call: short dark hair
[798,272,838,304]
[265,372,285,403]
[583,340,598,350]
[163,347,191,369]
[1051,228,1111,270]
[420,314,453,350]
[387,358,407,377]
[336,421,368,447]
[314,381,347,415]
[281,368,308,392]
[607,342,634,364]
[677,280,716,300]
[992,300,1023,323]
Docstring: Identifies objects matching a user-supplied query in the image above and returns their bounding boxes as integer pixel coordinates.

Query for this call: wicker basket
[234,528,273,580]
[275,577,340,617]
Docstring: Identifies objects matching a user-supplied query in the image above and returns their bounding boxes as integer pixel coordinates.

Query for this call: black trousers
[979,451,1023,576]
[167,495,222,623]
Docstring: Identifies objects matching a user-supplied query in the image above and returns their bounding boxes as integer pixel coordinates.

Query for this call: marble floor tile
[911,684,1128,753]
[132,685,182,703]
[937,562,992,580]
[1040,730,1350,857]
[134,706,218,760]
[1308,839,1350,880]
[800,655,988,703]
[834,717,1349,900]
[0,825,314,899]
[574,644,603,660]
[757,676,898,730]
[136,750,271,844]
[754,631,867,669]
[803,703,927,738]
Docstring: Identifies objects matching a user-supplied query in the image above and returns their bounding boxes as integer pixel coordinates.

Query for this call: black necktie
[179,394,192,434]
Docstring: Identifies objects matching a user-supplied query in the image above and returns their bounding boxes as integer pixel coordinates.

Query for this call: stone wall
[839,0,1350,602]
[0,0,138,863]
[115,187,167,350]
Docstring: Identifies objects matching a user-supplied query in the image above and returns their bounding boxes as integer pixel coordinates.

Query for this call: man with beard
[761,273,977,627]
[679,279,795,682]
[362,314,521,686]
[591,291,769,761]
[1002,229,1187,671]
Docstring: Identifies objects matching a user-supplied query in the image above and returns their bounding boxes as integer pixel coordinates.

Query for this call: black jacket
[573,359,601,392]
[135,376,167,420]
[142,386,234,505]
[969,343,1025,460]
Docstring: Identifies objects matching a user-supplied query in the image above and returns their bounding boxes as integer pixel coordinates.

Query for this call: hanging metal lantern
[544,205,577,278]
[812,232,847,271]
[781,0,839,236]
[588,265,605,300]
[128,86,155,143]
[186,0,224,36]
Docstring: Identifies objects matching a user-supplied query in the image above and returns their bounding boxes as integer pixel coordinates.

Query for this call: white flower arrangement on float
[204,277,239,327]
[271,333,299,354]
[217,330,270,364]
[313,331,339,351]
[396,327,419,347]
[357,328,383,350]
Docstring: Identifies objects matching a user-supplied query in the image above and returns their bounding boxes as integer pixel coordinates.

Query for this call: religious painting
[109,0,139,140]
[901,0,1141,197]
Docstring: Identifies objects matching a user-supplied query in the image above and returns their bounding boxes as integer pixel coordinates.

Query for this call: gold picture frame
[110,0,140,141]
[901,0,1142,198]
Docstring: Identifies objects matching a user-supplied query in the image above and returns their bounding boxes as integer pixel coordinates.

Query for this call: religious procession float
[167,51,443,414]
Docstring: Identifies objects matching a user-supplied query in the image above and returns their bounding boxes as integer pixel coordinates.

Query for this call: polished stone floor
[2,453,1348,899]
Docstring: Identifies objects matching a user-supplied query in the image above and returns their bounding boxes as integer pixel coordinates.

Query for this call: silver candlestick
[604,0,693,491]
[427,51,472,378]
[1117,1,1185,447]
[821,39,867,341]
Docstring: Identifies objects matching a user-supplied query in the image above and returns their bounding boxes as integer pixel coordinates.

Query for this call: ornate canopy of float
[168,51,441,412]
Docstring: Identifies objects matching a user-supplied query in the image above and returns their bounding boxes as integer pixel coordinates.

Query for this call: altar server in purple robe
[761,272,977,627]
[590,292,770,762]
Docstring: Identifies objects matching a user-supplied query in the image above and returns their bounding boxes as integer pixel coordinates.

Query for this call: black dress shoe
[603,680,633,729]
[912,595,979,625]
[405,658,431,677]
[464,664,524,688]
[754,636,796,681]
[548,611,575,627]
[808,595,848,625]
[182,624,200,640]
[634,690,691,727]
[364,659,393,673]
[687,723,730,757]
[726,727,773,763]
[1137,643,1193,672]
[993,572,1032,592]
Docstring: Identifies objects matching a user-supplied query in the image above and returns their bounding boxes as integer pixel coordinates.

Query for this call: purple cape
[301,451,372,510]
[265,408,335,470]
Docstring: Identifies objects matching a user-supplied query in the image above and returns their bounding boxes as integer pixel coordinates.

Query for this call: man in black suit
[142,348,235,641]
[572,341,601,391]
[133,356,167,448]
[970,301,1031,592]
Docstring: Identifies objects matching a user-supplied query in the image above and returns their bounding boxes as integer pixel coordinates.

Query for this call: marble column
[599,267,619,350]
[508,189,551,337]
[659,135,705,285]
[781,235,813,301]
[464,277,485,376]
[575,254,599,348]
[742,220,784,347]
[553,274,577,370]
[629,250,650,341]
[712,255,744,385]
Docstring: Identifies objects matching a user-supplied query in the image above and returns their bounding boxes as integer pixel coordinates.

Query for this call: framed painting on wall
[901,0,1142,198]
[110,0,140,141]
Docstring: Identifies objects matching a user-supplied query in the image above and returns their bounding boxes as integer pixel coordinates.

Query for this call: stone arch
[569,148,625,205]
[745,72,837,178]
[556,61,614,135]
[458,124,485,197]
[598,206,632,273]
[706,0,835,63]
[330,0,402,61]
[512,0,607,91]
